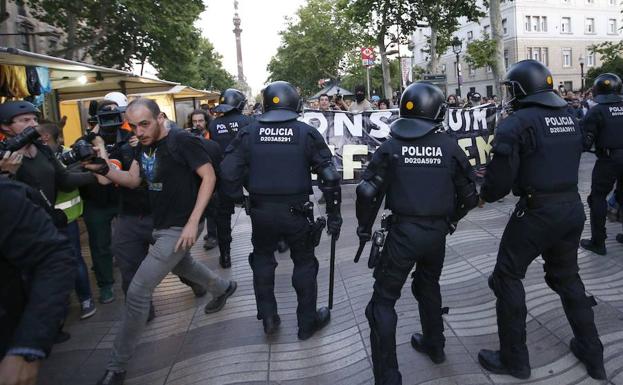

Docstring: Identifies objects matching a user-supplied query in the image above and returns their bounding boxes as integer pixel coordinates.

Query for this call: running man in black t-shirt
[88,98,237,385]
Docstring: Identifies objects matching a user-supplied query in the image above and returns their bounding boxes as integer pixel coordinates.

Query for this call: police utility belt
[597,148,623,158]
[516,191,579,216]
[247,194,326,247]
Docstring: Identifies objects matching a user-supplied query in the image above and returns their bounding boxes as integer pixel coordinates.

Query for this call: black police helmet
[593,73,623,104]
[502,59,566,108]
[213,88,247,113]
[0,100,39,125]
[390,82,446,139]
[258,81,302,123]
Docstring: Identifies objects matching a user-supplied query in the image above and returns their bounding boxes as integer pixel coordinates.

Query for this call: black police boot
[263,314,281,335]
[580,239,606,255]
[478,349,531,379]
[204,281,237,314]
[411,333,446,364]
[54,329,71,344]
[616,233,623,244]
[203,236,218,250]
[219,245,231,269]
[298,307,331,340]
[570,338,607,380]
[96,370,126,385]
[277,240,289,253]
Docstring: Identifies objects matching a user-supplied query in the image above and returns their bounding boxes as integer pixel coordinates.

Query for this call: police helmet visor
[213,103,235,113]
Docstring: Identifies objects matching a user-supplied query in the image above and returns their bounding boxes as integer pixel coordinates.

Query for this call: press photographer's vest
[54,146,83,222]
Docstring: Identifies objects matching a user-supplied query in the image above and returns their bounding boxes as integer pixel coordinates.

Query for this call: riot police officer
[357,82,478,385]
[478,60,605,380]
[580,73,623,255]
[220,81,341,339]
[208,89,254,268]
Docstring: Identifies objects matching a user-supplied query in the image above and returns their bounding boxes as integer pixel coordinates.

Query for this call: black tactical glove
[356,225,371,243]
[327,212,342,237]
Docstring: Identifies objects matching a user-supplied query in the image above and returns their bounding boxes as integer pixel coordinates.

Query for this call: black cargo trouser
[366,217,448,385]
[215,195,235,254]
[490,198,603,371]
[249,197,318,332]
[588,157,623,244]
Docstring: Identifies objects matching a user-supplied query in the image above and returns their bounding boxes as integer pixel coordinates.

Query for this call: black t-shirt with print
[134,131,212,229]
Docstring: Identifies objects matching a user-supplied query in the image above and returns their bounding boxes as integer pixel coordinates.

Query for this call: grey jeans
[107,226,230,371]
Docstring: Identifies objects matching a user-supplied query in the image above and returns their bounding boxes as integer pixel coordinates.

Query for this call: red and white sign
[361,47,375,67]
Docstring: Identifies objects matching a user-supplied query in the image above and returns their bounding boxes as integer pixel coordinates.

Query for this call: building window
[561,17,571,33]
[502,19,508,35]
[486,65,493,73]
[486,85,494,98]
[48,39,58,51]
[441,64,447,74]
[525,16,531,31]
[608,19,617,34]
[469,65,475,76]
[532,16,540,31]
[562,48,572,67]
[467,31,474,41]
[585,18,595,33]
[504,49,509,69]
[610,0,616,4]
[16,23,32,51]
[483,25,490,36]
[586,0,594,3]
[587,52,595,67]
[541,16,548,32]
[528,47,549,65]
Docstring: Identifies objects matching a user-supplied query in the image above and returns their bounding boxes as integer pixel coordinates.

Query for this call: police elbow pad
[319,165,341,212]
[356,179,379,202]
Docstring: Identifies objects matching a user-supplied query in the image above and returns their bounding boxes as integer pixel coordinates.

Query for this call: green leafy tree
[24,0,232,88]
[339,0,421,98]
[190,38,235,91]
[464,34,497,70]
[340,51,400,95]
[589,41,623,64]
[267,0,360,97]
[585,44,623,87]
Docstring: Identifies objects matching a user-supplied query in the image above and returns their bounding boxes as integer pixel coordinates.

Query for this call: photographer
[0,177,75,385]
[0,101,96,205]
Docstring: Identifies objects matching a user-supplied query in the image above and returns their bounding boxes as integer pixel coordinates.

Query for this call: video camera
[59,139,96,165]
[88,100,124,145]
[189,126,203,136]
[0,126,40,158]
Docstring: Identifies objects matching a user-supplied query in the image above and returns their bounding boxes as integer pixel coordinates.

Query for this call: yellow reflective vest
[54,146,84,222]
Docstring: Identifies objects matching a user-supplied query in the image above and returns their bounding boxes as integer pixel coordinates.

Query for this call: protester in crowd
[568,97,585,119]
[0,177,76,385]
[90,98,236,385]
[318,93,331,111]
[38,122,97,320]
[349,85,373,113]
[332,93,349,111]
[446,94,459,108]
[378,99,390,110]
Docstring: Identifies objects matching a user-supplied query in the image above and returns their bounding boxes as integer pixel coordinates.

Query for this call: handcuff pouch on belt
[368,213,391,269]
[290,201,326,247]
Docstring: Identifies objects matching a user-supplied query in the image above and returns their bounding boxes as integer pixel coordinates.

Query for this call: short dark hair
[379,98,390,107]
[355,85,366,93]
[126,98,161,119]
[319,93,330,100]
[38,122,60,141]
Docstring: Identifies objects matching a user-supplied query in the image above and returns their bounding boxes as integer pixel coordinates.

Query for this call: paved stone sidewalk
[39,154,623,385]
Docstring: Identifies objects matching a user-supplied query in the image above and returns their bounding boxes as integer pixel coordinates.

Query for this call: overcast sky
[198,0,307,95]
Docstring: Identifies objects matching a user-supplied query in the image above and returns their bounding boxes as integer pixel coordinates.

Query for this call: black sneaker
[204,281,237,314]
[580,239,606,255]
[298,307,331,340]
[219,252,231,269]
[478,349,531,379]
[570,338,607,380]
[97,370,126,385]
[411,333,446,364]
[263,314,281,335]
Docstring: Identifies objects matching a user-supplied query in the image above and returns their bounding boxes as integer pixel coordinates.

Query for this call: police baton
[353,241,366,263]
[328,234,337,309]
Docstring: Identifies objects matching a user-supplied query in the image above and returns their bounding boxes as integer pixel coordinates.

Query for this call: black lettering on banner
[256,126,300,144]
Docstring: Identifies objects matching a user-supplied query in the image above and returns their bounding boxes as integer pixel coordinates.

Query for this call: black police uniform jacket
[208,111,254,153]
[0,179,75,358]
[364,130,476,220]
[582,100,623,153]
[219,119,334,199]
[481,105,583,201]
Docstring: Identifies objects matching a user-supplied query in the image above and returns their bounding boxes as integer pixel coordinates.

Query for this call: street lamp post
[451,37,462,98]
[579,54,585,92]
